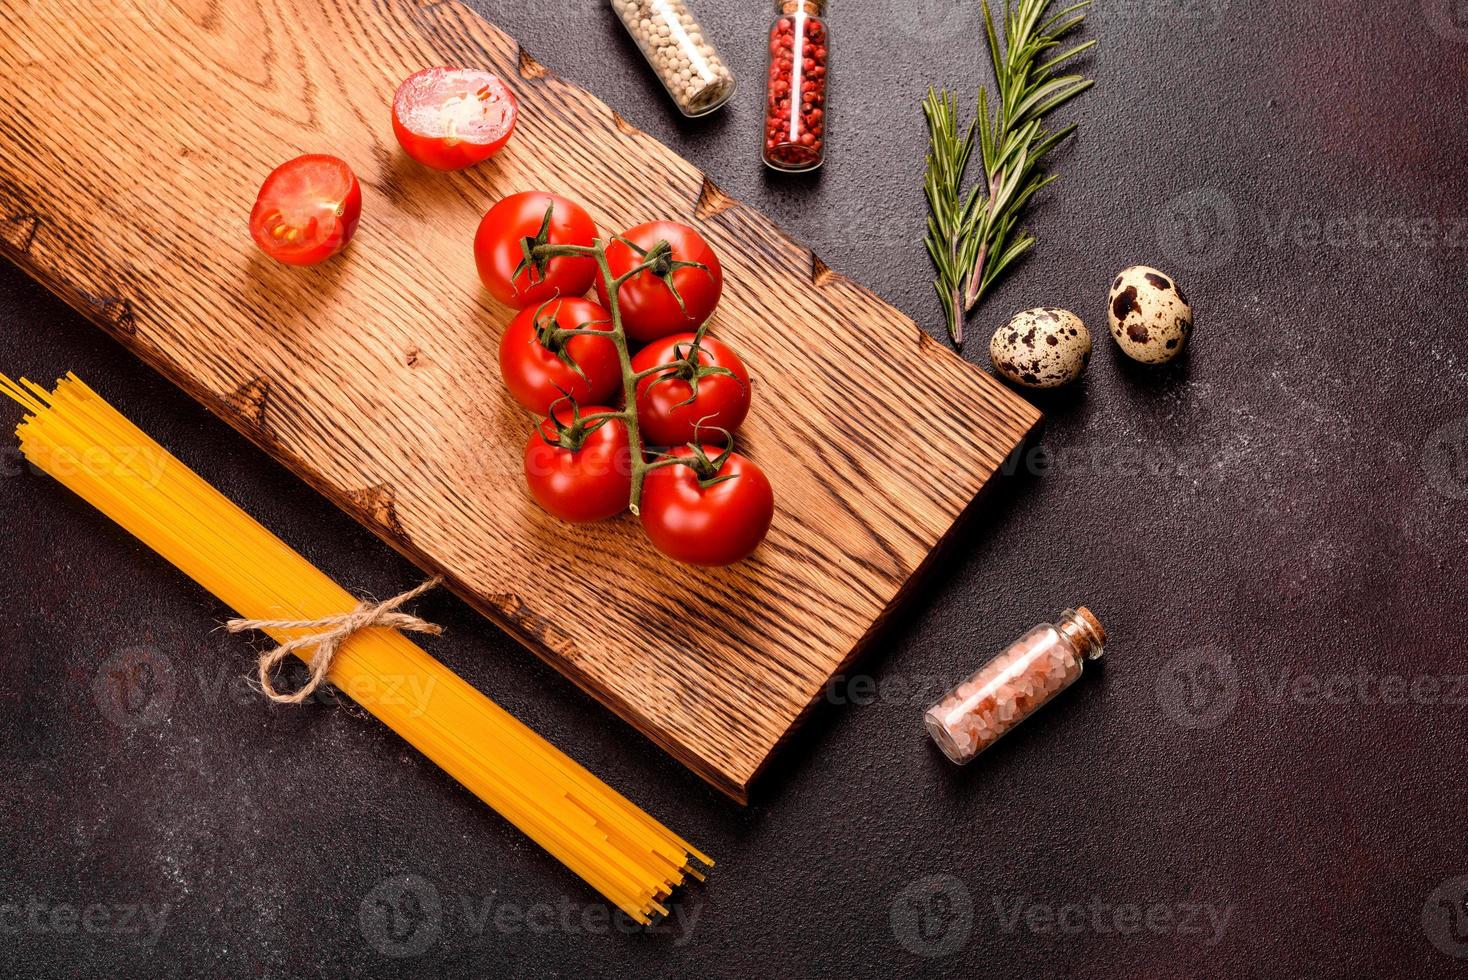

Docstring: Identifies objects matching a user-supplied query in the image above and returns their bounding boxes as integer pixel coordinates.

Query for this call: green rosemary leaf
[922,0,1096,344]
[1040,38,1098,74]
[1042,0,1093,31]
[1030,122,1079,163]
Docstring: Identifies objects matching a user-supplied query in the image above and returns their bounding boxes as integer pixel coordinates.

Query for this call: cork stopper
[778,0,826,14]
[1057,606,1106,660]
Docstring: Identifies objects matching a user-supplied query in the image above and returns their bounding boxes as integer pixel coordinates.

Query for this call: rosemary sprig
[923,0,1096,345]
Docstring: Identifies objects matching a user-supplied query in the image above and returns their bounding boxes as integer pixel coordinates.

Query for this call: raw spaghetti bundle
[0,373,709,923]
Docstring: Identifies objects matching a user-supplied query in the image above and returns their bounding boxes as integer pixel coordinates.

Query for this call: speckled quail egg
[989,308,1092,389]
[1107,266,1192,364]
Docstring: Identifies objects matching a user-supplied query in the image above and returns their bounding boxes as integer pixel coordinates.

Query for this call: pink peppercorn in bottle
[763,0,829,172]
[925,607,1106,765]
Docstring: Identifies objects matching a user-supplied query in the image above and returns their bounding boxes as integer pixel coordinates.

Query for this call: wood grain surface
[0,0,1038,801]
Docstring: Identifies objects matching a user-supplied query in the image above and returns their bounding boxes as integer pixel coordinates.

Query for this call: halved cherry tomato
[524,404,632,522]
[500,298,620,415]
[596,221,723,342]
[249,155,362,266]
[475,191,599,309]
[631,333,750,447]
[640,446,773,566]
[392,67,518,171]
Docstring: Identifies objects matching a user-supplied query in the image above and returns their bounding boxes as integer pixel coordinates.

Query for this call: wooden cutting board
[0,0,1038,801]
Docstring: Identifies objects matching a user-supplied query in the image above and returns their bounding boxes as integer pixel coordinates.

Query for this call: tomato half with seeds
[475,191,599,309]
[640,447,774,566]
[500,298,620,415]
[392,67,518,170]
[524,405,632,523]
[249,155,362,266]
[595,221,723,342]
[631,333,751,447]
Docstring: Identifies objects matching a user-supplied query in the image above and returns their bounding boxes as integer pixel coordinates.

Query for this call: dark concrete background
[2,1,1466,976]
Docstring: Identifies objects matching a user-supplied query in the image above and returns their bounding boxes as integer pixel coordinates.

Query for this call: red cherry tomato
[523,405,631,523]
[631,333,751,447]
[640,446,774,566]
[500,298,620,415]
[392,67,518,171]
[596,221,723,342]
[475,191,599,309]
[249,155,361,266]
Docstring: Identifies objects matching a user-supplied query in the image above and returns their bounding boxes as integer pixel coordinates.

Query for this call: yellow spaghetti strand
[0,373,710,923]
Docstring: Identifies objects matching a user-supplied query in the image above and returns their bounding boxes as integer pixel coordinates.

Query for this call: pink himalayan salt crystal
[925,608,1106,765]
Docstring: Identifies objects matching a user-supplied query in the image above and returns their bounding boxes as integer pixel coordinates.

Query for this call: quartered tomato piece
[249,155,362,266]
[392,67,518,170]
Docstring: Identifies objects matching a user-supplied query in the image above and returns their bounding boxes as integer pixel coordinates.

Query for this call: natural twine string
[225,577,444,704]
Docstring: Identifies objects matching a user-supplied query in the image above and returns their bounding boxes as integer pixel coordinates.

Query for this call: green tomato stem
[533,240,681,516]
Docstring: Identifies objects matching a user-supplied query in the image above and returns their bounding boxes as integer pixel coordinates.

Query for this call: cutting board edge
[744,415,1043,795]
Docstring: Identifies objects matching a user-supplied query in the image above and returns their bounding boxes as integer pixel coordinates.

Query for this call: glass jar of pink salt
[925,607,1106,765]
[763,0,829,172]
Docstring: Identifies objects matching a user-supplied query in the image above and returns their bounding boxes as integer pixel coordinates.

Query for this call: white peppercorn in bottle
[925,607,1106,764]
[609,0,736,117]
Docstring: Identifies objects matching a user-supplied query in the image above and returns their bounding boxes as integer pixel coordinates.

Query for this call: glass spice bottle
[763,0,829,172]
[609,0,737,118]
[925,607,1106,765]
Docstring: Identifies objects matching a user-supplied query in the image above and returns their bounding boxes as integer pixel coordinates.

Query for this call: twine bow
[225,578,444,704]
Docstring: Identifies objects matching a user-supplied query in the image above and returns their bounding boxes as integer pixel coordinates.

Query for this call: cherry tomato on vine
[475,192,598,308]
[523,404,632,523]
[595,221,723,342]
[640,446,774,566]
[499,298,620,415]
[249,155,361,266]
[392,67,518,171]
[631,333,751,447]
